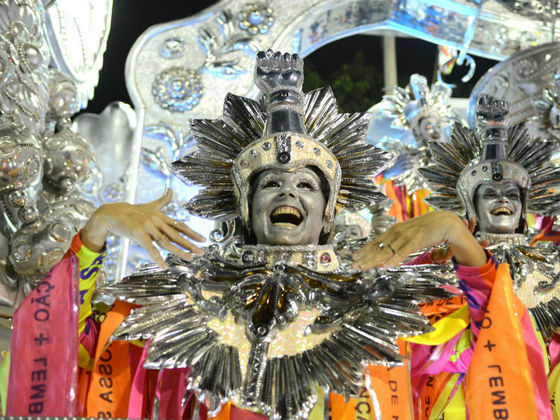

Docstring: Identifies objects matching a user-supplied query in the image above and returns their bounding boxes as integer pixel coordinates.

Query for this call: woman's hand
[352,211,487,270]
[81,190,205,269]
[429,217,490,263]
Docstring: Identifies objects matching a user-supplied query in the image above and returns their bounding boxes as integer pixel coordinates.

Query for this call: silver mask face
[335,224,364,240]
[474,181,522,234]
[250,167,327,245]
[414,115,443,144]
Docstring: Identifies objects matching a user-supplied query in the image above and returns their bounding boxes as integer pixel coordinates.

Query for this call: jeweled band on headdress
[420,95,560,219]
[172,50,393,228]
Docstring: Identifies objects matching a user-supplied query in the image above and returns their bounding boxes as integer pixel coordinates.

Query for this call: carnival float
[2,0,560,419]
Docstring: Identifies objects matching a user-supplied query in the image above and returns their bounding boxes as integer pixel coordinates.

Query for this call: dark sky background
[84,0,497,114]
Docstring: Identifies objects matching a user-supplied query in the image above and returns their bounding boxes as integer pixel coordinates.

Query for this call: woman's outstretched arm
[81,189,205,268]
[353,211,487,270]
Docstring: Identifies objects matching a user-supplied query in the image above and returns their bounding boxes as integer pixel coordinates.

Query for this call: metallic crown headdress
[420,95,560,218]
[381,73,460,147]
[172,50,393,227]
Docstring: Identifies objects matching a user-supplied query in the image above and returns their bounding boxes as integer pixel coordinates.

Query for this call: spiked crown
[420,95,560,219]
[172,52,393,229]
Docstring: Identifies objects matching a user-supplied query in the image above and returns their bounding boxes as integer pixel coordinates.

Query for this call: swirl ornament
[516,58,539,78]
[0,122,42,231]
[533,71,560,143]
[237,3,274,35]
[43,127,95,194]
[152,66,203,113]
[0,125,41,195]
[0,0,50,133]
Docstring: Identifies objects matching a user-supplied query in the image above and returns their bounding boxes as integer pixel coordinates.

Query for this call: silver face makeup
[415,115,443,143]
[335,224,364,240]
[474,181,522,234]
[251,167,327,245]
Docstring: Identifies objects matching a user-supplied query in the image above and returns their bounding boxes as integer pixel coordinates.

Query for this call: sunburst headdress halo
[421,95,560,219]
[172,50,393,231]
[457,96,530,219]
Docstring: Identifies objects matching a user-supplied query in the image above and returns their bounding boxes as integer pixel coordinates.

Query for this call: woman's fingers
[352,212,453,271]
[479,239,490,248]
[154,234,195,262]
[138,232,168,269]
[85,190,209,267]
[156,219,204,257]
[372,236,410,268]
[352,232,403,270]
[468,217,477,234]
[160,214,205,242]
[352,230,394,259]
[138,219,194,268]
[352,211,484,271]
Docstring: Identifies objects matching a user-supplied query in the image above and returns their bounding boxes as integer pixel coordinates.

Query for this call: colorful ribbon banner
[466,264,551,420]
[7,255,79,416]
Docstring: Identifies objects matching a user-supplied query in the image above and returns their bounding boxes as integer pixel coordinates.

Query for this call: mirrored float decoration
[468,42,560,141]
[0,0,113,353]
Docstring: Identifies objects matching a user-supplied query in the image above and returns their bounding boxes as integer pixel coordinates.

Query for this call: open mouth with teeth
[270,206,304,228]
[490,207,513,216]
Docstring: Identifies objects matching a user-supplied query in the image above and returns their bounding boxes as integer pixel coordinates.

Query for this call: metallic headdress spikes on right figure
[420,94,560,340]
[421,95,560,222]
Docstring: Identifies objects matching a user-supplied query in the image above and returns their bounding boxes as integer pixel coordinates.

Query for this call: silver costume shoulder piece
[478,233,560,342]
[420,95,560,219]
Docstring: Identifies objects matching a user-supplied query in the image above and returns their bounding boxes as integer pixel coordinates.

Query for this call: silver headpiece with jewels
[172,51,393,229]
[420,95,560,219]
